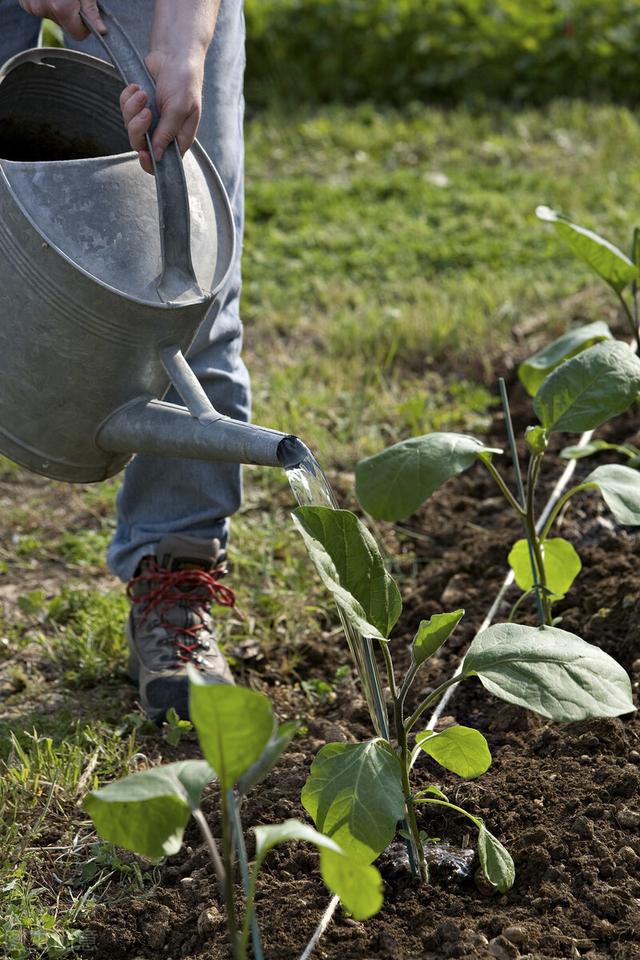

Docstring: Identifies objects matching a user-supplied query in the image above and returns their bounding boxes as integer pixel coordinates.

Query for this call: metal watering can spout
[0,4,308,482]
[98,345,310,470]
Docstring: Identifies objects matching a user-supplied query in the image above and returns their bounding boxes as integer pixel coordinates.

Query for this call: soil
[84,381,640,959]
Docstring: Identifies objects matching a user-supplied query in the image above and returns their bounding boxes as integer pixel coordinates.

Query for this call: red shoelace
[128,562,235,666]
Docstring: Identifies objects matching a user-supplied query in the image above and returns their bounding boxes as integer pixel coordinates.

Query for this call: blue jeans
[0,0,249,581]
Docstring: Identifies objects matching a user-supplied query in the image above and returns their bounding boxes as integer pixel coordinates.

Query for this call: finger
[80,0,107,34]
[121,88,149,127]
[120,83,140,113]
[152,102,200,162]
[20,1,47,17]
[150,102,191,163]
[49,0,89,40]
[175,111,200,158]
[19,1,46,16]
[126,107,152,154]
[137,150,154,177]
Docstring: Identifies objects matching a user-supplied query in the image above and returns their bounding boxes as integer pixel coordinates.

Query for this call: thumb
[150,103,187,163]
[80,0,107,34]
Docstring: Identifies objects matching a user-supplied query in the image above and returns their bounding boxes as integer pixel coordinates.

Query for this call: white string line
[298,896,340,960]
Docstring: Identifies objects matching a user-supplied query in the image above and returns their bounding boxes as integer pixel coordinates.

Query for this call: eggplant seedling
[84,677,383,960]
[535,205,640,350]
[355,336,640,622]
[292,506,634,889]
[524,207,640,472]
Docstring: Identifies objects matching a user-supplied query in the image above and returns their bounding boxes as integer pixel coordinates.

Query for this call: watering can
[0,7,307,483]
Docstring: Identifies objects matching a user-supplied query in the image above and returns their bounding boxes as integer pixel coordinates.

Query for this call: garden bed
[84,385,640,960]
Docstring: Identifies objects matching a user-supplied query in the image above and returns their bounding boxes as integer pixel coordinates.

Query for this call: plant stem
[220,787,241,958]
[507,587,535,623]
[404,674,465,735]
[498,378,527,505]
[498,377,546,626]
[239,864,260,958]
[192,808,227,901]
[230,794,264,960]
[361,637,390,739]
[398,661,418,707]
[525,455,552,625]
[393,695,428,881]
[380,640,421,879]
[380,641,398,701]
[480,458,525,516]
[539,482,589,542]
[616,289,638,343]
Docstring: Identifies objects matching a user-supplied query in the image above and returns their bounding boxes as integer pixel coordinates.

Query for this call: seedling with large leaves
[293,506,634,889]
[84,679,382,960]
[528,208,640,473]
[535,206,640,347]
[356,334,640,621]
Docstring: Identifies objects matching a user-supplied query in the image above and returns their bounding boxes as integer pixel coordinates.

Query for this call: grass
[2,99,640,954]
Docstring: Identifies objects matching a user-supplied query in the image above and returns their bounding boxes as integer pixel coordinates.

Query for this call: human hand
[19,0,106,40]
[120,51,205,176]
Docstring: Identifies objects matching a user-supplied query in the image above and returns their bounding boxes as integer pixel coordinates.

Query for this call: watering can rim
[0,46,236,310]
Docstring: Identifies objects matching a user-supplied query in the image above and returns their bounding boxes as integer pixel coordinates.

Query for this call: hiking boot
[126,533,235,723]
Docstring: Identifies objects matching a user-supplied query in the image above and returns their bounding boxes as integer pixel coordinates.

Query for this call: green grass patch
[243,101,639,469]
[0,715,153,959]
[39,588,129,687]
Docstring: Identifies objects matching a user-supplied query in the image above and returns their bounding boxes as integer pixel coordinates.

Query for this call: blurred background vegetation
[244,0,640,107]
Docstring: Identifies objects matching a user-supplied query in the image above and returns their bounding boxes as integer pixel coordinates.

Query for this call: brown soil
[87,383,640,960]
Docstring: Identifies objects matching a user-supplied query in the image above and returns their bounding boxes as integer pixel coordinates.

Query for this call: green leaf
[292,507,401,640]
[301,739,405,863]
[84,760,214,860]
[188,677,275,789]
[534,340,640,433]
[413,793,515,892]
[356,433,502,521]
[462,622,635,722]
[477,824,515,893]
[518,321,612,397]
[237,721,299,796]
[582,463,640,526]
[320,848,383,920]
[415,726,491,779]
[254,819,342,861]
[508,537,581,597]
[253,819,383,921]
[536,206,638,293]
[412,609,464,665]
[560,439,629,460]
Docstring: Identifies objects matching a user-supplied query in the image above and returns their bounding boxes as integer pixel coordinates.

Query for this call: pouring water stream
[285,449,390,738]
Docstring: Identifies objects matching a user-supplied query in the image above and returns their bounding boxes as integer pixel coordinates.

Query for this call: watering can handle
[79,4,203,305]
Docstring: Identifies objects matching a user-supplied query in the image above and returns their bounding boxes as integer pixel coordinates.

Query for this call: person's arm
[121,0,221,173]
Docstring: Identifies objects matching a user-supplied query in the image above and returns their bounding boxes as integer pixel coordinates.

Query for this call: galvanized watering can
[0,8,306,483]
